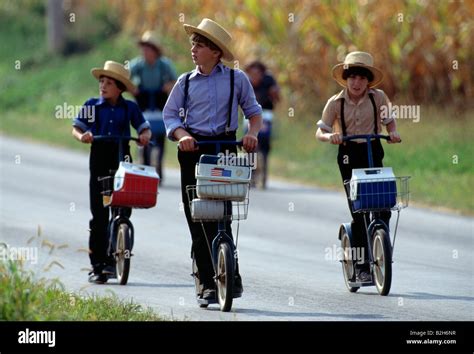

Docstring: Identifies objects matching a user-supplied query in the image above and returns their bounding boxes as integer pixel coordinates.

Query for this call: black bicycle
[339,134,410,296]
[185,140,251,311]
[95,135,159,285]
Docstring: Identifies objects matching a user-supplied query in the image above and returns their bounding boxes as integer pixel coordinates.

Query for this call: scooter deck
[348,280,374,287]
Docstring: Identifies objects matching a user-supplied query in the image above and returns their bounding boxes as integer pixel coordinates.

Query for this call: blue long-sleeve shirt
[163,62,262,141]
[73,96,149,136]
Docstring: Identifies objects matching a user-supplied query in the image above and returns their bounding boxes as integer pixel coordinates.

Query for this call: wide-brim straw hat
[332,51,384,88]
[183,18,234,62]
[138,30,161,52]
[91,60,136,92]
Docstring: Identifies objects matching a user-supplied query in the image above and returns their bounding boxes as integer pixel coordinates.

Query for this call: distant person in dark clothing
[245,61,280,189]
[130,30,177,183]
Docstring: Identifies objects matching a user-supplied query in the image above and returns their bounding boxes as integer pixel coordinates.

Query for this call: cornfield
[17,0,474,110]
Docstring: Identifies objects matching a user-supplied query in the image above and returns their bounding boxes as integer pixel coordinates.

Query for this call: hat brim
[332,63,384,88]
[91,68,136,93]
[183,24,234,62]
[138,40,161,52]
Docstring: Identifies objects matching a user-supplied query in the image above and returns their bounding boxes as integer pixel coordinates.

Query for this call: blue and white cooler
[349,167,397,211]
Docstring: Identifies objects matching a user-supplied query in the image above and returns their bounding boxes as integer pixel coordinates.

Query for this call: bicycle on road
[96,135,159,285]
[339,134,410,296]
[185,140,251,312]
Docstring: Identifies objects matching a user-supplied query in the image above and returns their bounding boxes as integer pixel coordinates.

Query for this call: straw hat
[138,30,161,52]
[183,18,234,61]
[332,51,383,88]
[91,61,136,92]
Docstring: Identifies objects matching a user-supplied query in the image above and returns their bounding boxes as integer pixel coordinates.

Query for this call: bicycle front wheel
[116,223,131,285]
[372,228,392,296]
[216,242,234,312]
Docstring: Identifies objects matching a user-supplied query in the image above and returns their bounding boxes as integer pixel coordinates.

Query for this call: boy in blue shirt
[72,61,151,283]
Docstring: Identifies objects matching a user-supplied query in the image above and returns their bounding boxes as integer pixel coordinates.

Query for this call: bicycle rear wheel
[216,242,234,312]
[116,223,131,285]
[372,228,392,296]
[341,229,359,293]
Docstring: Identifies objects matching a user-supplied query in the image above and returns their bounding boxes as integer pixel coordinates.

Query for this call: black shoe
[202,288,216,300]
[102,265,117,279]
[233,274,243,298]
[88,271,107,284]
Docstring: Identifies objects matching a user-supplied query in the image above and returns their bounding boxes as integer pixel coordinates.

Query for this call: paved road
[1,135,472,321]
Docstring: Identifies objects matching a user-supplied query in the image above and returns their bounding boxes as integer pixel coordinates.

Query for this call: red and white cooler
[109,162,159,208]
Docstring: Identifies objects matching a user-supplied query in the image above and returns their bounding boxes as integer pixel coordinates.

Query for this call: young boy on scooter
[315,52,401,282]
[163,19,262,300]
[72,61,151,284]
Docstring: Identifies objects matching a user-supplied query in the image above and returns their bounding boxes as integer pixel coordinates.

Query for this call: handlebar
[93,135,141,144]
[195,140,243,147]
[94,135,155,146]
[178,139,243,154]
[342,134,392,143]
[341,134,400,168]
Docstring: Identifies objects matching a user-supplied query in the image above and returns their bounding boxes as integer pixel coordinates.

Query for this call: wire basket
[186,184,249,221]
[345,176,410,213]
[99,175,158,209]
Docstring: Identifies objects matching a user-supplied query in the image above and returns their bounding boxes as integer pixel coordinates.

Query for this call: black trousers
[337,140,391,267]
[135,89,168,112]
[88,142,131,271]
[178,132,237,289]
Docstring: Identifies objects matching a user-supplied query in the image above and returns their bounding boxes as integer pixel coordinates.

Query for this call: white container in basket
[191,199,226,220]
[195,155,251,201]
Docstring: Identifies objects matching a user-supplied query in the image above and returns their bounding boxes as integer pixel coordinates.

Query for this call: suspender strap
[368,92,378,134]
[183,72,192,127]
[182,69,235,134]
[226,69,235,134]
[340,98,347,137]
[339,93,378,136]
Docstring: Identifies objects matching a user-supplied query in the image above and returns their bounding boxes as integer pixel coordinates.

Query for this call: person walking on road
[72,61,151,284]
[163,18,262,300]
[130,30,177,183]
[315,51,401,282]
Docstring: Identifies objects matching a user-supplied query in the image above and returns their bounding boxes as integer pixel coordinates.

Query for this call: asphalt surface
[0,135,472,321]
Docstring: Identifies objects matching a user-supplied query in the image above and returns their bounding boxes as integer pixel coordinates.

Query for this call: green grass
[0,261,164,321]
[1,4,472,214]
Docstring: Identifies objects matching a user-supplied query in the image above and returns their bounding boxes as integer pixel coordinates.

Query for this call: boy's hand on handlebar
[388,131,401,144]
[178,136,198,152]
[80,132,94,144]
[329,133,343,145]
[138,129,152,146]
[242,134,258,152]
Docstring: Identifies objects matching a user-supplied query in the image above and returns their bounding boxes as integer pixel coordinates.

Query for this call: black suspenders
[340,92,378,136]
[183,68,235,134]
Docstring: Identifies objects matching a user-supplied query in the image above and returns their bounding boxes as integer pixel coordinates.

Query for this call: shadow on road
[392,292,474,302]
[106,282,193,288]
[203,307,386,319]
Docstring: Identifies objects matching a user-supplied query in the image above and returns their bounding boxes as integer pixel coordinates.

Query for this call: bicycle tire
[372,228,392,296]
[217,242,234,312]
[116,223,131,285]
[341,229,359,293]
